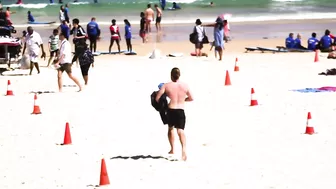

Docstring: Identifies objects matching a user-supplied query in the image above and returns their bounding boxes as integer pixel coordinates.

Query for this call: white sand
[1,52,336,189]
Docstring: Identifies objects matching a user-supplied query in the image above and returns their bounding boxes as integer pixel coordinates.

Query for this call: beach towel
[290,87,336,93]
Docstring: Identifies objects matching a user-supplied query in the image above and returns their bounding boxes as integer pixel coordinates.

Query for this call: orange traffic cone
[62,122,72,145]
[6,80,14,96]
[234,57,239,72]
[305,112,315,135]
[99,158,110,186]
[31,94,41,114]
[225,70,231,86]
[250,88,258,106]
[314,50,319,62]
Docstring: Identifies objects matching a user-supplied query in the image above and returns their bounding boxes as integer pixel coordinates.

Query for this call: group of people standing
[191,16,231,61]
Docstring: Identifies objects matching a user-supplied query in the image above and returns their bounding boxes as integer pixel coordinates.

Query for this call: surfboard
[168,53,183,57]
[124,51,137,55]
[28,21,56,25]
[97,50,126,55]
[92,52,101,56]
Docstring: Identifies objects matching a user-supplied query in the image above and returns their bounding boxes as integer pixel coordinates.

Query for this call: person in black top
[139,12,146,43]
[70,18,86,66]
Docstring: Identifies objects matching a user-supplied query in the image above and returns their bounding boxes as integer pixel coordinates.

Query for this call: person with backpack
[75,44,94,85]
[109,19,121,54]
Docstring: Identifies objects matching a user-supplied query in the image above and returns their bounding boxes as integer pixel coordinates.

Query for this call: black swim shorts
[167,109,186,130]
[156,16,161,23]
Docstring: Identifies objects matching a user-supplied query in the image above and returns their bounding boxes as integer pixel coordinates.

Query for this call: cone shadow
[110,155,178,161]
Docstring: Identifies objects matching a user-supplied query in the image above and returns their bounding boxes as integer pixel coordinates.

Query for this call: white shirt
[195,25,205,42]
[59,39,72,64]
[25,31,43,56]
[59,10,65,22]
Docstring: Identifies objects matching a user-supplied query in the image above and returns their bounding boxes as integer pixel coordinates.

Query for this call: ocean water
[2,0,336,26]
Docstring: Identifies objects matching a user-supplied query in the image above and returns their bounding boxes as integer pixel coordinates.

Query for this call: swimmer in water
[210,1,214,6]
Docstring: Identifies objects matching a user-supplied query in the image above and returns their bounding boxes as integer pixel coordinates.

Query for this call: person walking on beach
[193,19,206,57]
[154,4,162,32]
[155,67,193,161]
[109,19,121,53]
[55,32,82,92]
[145,4,154,33]
[76,44,94,85]
[47,29,59,67]
[59,5,65,23]
[58,20,70,40]
[213,17,224,61]
[22,26,46,75]
[64,4,70,26]
[70,18,86,66]
[139,12,147,43]
[87,17,100,52]
[5,7,15,26]
[124,19,132,52]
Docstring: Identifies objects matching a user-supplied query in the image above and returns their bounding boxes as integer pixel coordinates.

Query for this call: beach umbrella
[219,13,232,20]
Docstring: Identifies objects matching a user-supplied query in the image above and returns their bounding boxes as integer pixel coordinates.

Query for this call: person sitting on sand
[172,2,181,9]
[307,32,319,51]
[293,33,307,50]
[285,33,295,48]
[27,11,35,22]
[319,29,334,52]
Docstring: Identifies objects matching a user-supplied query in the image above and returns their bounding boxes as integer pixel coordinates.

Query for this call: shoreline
[13,18,336,44]
[11,18,336,28]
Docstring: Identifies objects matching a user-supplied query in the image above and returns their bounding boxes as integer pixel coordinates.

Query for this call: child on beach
[124,19,132,52]
[47,29,59,67]
[139,12,147,43]
[109,19,121,53]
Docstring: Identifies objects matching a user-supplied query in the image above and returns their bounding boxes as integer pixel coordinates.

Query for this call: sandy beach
[1,17,336,188]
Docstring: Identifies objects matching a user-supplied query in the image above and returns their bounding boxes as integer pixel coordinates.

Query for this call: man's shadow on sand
[110,155,178,161]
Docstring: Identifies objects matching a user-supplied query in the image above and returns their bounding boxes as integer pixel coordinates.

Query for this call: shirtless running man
[154,4,162,32]
[145,4,154,33]
[155,67,194,161]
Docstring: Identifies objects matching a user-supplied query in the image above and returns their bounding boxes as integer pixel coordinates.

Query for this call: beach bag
[20,54,30,69]
[79,49,94,66]
[202,28,209,44]
[189,26,198,44]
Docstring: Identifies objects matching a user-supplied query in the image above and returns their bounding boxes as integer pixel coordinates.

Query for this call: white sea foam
[6,3,49,9]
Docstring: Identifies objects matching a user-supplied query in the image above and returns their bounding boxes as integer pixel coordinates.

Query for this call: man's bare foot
[182,152,187,161]
[168,150,174,154]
